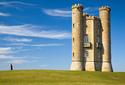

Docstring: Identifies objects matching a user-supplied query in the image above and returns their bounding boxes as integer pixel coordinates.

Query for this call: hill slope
[0,70,125,85]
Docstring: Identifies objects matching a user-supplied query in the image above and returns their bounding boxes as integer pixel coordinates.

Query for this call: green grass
[0,70,125,85]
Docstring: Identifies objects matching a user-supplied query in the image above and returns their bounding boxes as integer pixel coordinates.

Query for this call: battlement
[86,15,96,20]
[72,4,83,10]
[99,6,111,11]
[83,13,100,20]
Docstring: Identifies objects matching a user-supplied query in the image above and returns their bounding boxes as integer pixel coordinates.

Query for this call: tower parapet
[99,6,111,11]
[72,4,83,10]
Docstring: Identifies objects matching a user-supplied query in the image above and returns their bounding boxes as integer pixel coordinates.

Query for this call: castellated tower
[70,4,85,70]
[99,6,113,72]
[70,4,113,72]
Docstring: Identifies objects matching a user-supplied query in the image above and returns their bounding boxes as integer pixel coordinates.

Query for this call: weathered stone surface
[70,4,113,72]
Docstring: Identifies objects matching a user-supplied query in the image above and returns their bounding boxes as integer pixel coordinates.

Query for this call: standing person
[10,64,13,70]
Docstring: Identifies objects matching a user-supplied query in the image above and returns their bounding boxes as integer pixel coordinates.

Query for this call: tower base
[70,61,83,71]
[101,61,113,72]
[85,61,95,71]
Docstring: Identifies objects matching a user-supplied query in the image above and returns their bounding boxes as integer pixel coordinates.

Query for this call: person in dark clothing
[10,64,13,70]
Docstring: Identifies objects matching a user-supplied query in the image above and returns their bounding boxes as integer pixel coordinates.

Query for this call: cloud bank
[0,24,71,39]
[0,1,35,7]
[2,37,32,42]
[43,9,71,17]
[0,12,11,16]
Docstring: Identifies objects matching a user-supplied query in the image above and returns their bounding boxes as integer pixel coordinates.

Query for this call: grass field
[0,70,125,85]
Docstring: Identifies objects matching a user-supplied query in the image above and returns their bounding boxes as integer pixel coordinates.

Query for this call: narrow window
[73,52,74,57]
[84,34,89,43]
[73,24,75,28]
[73,37,74,42]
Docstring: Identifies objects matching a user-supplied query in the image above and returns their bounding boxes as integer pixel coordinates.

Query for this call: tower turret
[70,4,85,70]
[99,6,113,72]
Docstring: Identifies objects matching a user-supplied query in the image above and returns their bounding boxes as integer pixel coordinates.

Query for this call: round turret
[99,6,113,72]
[70,3,85,71]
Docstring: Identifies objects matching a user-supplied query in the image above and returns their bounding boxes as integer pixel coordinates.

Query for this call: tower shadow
[94,19,103,71]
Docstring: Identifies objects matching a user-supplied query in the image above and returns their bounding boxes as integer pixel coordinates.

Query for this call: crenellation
[83,13,99,20]
[72,4,83,10]
[86,15,96,20]
[99,6,111,11]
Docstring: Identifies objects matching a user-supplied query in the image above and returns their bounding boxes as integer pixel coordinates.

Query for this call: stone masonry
[70,4,113,72]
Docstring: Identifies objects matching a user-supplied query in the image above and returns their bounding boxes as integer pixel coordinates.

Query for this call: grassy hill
[0,70,125,85]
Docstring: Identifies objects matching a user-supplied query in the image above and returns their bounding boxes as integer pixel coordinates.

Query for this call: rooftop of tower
[99,6,111,11]
[72,4,83,10]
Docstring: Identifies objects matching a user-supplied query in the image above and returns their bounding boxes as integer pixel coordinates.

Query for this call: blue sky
[0,0,125,72]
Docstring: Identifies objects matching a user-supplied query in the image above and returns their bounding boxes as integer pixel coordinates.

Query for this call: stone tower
[99,6,113,72]
[70,4,85,70]
[70,4,113,72]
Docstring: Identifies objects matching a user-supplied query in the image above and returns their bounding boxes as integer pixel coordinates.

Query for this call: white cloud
[43,9,71,17]
[0,55,15,59]
[0,47,12,55]
[3,37,32,42]
[3,43,63,47]
[84,7,98,15]
[0,47,24,59]
[0,47,20,60]
[0,47,28,65]
[27,43,63,47]
[8,60,28,64]
[0,24,71,39]
[0,1,35,7]
[0,52,28,64]
[0,12,10,16]
[42,7,98,17]
[84,7,98,11]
